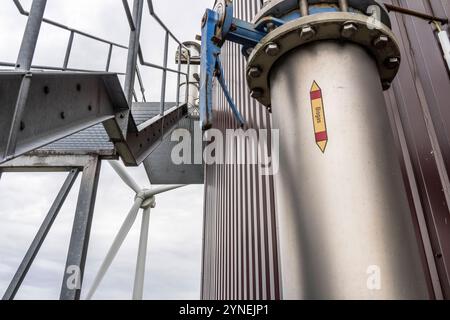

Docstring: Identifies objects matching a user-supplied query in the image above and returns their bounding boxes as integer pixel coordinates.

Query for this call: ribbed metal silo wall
[201,0,281,300]
[383,0,450,299]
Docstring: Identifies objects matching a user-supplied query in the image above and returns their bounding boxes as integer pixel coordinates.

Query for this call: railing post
[106,44,113,71]
[16,0,48,71]
[176,44,182,107]
[63,31,75,70]
[160,31,169,115]
[124,0,144,106]
[185,54,191,105]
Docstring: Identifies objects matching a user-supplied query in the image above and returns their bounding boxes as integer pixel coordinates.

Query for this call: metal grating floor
[39,102,177,154]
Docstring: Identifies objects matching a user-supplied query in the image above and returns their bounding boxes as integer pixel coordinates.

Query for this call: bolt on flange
[299,25,316,40]
[265,43,280,56]
[248,66,262,78]
[250,88,264,99]
[385,57,400,69]
[341,23,358,38]
[373,35,389,49]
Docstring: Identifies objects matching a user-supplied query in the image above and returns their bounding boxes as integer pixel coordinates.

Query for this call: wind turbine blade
[132,206,151,300]
[145,184,187,197]
[108,161,141,194]
[85,198,143,300]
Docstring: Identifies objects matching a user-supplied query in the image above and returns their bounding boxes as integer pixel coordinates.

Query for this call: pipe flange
[254,0,392,29]
[213,0,233,45]
[246,12,401,107]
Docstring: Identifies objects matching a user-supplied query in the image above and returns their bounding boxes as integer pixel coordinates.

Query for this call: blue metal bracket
[199,2,283,130]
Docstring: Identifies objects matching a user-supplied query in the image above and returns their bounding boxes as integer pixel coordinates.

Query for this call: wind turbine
[85,160,186,300]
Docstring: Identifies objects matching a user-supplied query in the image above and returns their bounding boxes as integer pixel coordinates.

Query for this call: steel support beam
[60,157,101,300]
[16,0,47,71]
[2,169,80,300]
[0,72,128,165]
[0,154,99,172]
[124,0,144,106]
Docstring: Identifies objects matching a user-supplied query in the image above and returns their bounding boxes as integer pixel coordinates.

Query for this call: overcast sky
[0,0,211,300]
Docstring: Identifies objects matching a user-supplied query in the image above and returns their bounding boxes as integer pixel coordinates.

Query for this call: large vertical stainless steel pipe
[16,0,47,71]
[269,40,429,299]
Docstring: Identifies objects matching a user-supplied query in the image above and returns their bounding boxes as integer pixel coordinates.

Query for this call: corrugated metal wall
[384,0,450,299]
[202,0,450,300]
[201,0,281,300]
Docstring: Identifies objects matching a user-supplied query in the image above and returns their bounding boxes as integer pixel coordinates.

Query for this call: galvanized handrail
[12,0,128,49]
[2,0,193,109]
[122,0,191,113]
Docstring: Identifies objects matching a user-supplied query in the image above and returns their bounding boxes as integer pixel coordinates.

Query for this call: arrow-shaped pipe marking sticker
[310,81,328,153]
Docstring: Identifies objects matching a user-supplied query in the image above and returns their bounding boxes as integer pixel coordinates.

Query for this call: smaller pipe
[338,0,349,12]
[384,3,448,25]
[299,0,308,17]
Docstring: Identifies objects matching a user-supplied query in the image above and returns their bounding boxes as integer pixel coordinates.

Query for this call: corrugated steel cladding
[202,0,281,300]
[385,0,450,299]
[202,0,450,299]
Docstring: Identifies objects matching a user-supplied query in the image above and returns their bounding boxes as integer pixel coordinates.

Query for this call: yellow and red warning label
[310,81,328,153]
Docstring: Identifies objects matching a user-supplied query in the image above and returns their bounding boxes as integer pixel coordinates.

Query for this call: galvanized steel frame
[0,154,100,300]
[0,0,194,300]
